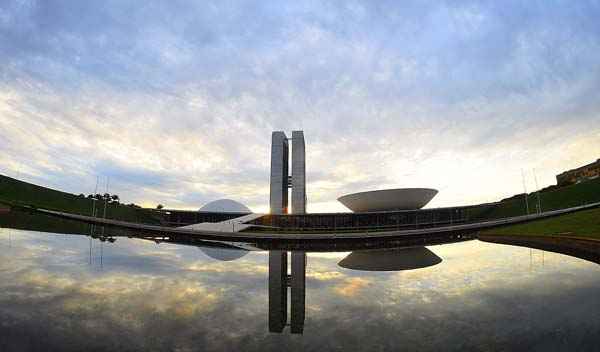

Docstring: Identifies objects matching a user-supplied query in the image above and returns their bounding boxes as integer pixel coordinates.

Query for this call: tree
[156,204,164,210]
[111,195,120,203]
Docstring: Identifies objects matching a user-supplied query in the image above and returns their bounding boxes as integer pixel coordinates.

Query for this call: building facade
[269,132,289,214]
[269,131,306,214]
[556,159,600,186]
[291,131,306,214]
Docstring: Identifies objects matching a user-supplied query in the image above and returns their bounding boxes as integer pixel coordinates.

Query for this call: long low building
[157,202,500,233]
[157,131,500,233]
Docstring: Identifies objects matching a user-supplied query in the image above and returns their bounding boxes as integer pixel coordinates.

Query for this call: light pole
[533,168,542,214]
[521,169,530,215]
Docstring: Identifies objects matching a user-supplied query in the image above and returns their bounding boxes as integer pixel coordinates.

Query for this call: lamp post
[533,169,542,214]
[521,169,530,215]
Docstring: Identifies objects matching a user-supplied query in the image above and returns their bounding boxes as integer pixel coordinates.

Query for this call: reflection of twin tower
[266,247,442,334]
[269,251,306,334]
[270,131,306,214]
[200,245,442,335]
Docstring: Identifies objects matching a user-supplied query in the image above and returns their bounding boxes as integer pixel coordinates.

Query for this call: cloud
[1,1,600,211]
[333,277,371,297]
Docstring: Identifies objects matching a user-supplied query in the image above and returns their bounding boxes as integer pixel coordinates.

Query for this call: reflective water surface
[0,227,599,351]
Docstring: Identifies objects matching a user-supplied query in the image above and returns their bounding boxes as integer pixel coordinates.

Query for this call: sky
[1,0,600,213]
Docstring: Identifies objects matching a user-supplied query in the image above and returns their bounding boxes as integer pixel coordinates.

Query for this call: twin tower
[269,131,306,214]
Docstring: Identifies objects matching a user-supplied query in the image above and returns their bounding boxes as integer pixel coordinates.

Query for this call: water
[0,227,599,351]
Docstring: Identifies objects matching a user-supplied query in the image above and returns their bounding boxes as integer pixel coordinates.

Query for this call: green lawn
[466,177,600,221]
[482,207,600,240]
[0,174,160,224]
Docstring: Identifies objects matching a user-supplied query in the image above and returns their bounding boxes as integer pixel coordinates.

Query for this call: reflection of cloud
[21,270,77,293]
[14,268,222,315]
[0,230,273,350]
[2,229,600,350]
[307,271,344,281]
[187,261,267,275]
[334,277,371,297]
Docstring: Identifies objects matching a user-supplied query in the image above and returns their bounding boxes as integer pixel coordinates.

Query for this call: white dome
[199,199,251,213]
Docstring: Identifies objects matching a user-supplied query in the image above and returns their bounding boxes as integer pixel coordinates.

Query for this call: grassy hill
[482,207,600,240]
[0,175,160,224]
[0,207,139,238]
[466,177,600,221]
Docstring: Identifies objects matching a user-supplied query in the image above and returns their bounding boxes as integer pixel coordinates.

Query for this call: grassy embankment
[465,177,600,221]
[0,175,160,224]
[1,173,599,237]
[478,177,600,241]
[482,207,600,240]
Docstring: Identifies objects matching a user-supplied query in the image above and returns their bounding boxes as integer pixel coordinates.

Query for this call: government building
[159,131,500,234]
[556,159,600,186]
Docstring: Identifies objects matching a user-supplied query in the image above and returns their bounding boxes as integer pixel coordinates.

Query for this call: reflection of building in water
[556,159,600,186]
[194,245,305,334]
[269,251,287,333]
[290,252,306,334]
[338,247,442,272]
[198,246,248,261]
[268,251,306,334]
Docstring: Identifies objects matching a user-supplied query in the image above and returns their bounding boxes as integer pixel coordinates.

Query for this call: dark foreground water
[0,228,599,351]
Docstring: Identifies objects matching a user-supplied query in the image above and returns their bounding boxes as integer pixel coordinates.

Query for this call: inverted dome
[337,188,438,212]
[199,246,248,261]
[338,247,442,271]
[199,199,251,213]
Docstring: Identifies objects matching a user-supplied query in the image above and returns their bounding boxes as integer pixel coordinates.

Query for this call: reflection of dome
[337,188,438,212]
[199,246,248,261]
[338,247,442,271]
[199,199,251,213]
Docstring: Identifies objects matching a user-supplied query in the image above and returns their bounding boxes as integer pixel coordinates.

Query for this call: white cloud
[1,0,600,211]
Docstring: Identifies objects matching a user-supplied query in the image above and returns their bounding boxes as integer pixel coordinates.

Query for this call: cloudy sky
[1,0,599,212]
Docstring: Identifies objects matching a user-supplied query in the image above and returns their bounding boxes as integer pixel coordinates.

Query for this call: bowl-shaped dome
[199,246,248,261]
[199,199,251,213]
[338,247,442,271]
[337,188,438,212]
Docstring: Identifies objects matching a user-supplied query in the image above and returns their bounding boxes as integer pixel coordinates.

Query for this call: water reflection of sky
[0,229,599,351]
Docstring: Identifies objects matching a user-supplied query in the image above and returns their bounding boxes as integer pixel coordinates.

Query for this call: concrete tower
[291,131,306,214]
[269,131,289,214]
[269,131,306,214]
